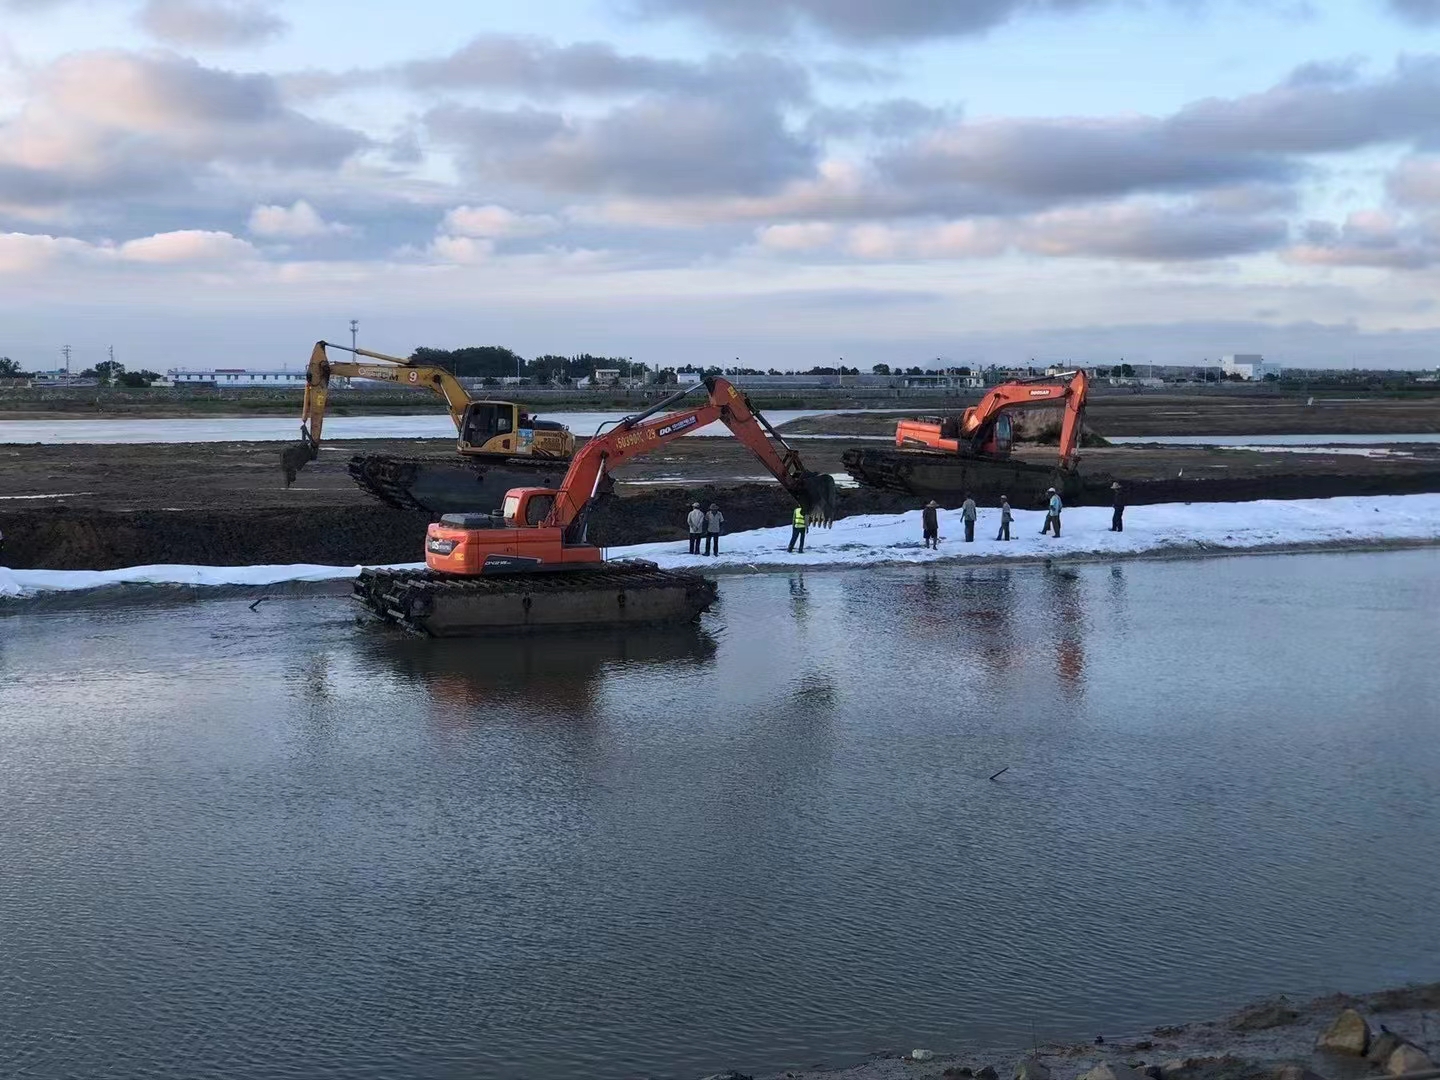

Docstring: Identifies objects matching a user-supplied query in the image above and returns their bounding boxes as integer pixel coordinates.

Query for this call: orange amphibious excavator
[895,369,1090,469]
[354,377,838,636]
[842,370,1090,500]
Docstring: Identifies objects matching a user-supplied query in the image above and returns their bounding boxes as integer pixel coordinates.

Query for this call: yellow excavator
[282,341,575,514]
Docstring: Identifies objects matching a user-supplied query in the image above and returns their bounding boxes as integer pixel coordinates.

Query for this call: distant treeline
[410,346,641,382]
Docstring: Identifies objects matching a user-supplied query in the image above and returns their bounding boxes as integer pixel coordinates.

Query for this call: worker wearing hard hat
[788,504,808,553]
[1041,487,1063,537]
[1109,481,1126,532]
[921,500,939,549]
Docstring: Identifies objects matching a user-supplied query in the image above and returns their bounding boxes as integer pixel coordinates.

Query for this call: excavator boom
[546,376,836,533]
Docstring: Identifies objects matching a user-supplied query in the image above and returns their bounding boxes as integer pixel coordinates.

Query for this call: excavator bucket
[800,471,838,527]
[280,437,318,487]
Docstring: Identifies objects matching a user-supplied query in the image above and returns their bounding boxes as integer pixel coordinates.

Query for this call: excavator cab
[459,402,518,454]
[980,413,1014,457]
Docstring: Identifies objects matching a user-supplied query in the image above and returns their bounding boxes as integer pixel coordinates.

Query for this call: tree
[117,369,161,388]
[411,345,525,379]
[92,359,126,386]
[1110,365,1123,378]
[872,363,891,376]
[0,356,20,377]
[1120,363,1135,378]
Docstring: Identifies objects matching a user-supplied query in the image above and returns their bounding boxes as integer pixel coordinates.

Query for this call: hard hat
[709,502,718,509]
[926,500,938,507]
[1047,487,1057,493]
[1111,481,1121,489]
[692,502,700,507]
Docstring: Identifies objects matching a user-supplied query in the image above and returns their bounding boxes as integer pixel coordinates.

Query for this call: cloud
[427,94,816,197]
[0,227,256,273]
[427,234,494,264]
[630,0,1112,42]
[1018,202,1288,260]
[401,35,808,101]
[754,196,1287,262]
[137,0,287,48]
[806,99,955,140]
[0,50,367,214]
[440,205,560,239]
[117,228,257,262]
[248,199,354,237]
[284,34,810,105]
[1388,156,1440,205]
[1285,211,1440,269]
[1388,0,1440,25]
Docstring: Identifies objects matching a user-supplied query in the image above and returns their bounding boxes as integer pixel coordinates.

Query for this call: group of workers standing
[923,481,1124,546]
[685,502,726,556]
[683,482,1127,556]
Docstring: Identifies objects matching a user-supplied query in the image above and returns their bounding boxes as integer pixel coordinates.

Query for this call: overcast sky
[6,0,1440,370]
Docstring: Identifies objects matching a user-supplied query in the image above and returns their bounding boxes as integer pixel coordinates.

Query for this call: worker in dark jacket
[922,500,939,549]
[1110,482,1125,532]
[704,503,724,556]
[788,505,808,553]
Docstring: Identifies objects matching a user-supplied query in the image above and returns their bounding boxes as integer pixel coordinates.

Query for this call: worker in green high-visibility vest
[788,504,808,553]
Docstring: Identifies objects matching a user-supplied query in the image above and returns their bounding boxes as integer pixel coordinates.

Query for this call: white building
[1221,354,1282,380]
[167,368,307,387]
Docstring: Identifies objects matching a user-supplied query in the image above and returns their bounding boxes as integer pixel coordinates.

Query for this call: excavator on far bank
[355,376,838,636]
[280,341,575,514]
[842,370,1091,502]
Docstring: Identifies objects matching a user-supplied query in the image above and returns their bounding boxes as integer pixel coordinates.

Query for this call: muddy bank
[0,487,914,571]
[730,982,1439,1080]
[7,469,1440,571]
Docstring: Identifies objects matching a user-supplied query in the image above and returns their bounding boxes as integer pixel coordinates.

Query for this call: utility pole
[61,344,72,384]
[350,318,359,353]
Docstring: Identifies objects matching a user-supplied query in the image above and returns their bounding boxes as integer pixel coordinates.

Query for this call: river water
[0,410,837,445]
[2,551,1438,1080]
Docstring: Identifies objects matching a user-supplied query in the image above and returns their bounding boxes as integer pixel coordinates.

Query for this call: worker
[1110,481,1125,532]
[922,500,939,549]
[788,504,808,553]
[1041,487,1063,537]
[996,496,1012,541]
[704,502,724,556]
[961,494,977,542]
[686,501,705,555]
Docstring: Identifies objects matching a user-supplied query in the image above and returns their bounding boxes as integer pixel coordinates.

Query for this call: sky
[6,0,1440,370]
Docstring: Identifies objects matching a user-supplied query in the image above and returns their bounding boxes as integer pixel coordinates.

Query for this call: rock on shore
[706,983,1439,1080]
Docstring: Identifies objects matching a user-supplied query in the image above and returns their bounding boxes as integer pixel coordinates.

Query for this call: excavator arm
[544,376,837,532]
[282,341,477,485]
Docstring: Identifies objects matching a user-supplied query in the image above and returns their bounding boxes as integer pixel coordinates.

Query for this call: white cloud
[248,199,354,238]
[755,222,837,251]
[440,204,560,239]
[0,228,257,273]
[427,234,494,264]
[118,229,258,263]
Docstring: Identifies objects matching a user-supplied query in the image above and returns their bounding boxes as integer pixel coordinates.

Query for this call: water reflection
[1043,561,1087,695]
[354,624,719,717]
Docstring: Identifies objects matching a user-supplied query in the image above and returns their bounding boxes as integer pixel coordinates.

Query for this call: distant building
[167,368,307,387]
[1221,354,1282,380]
